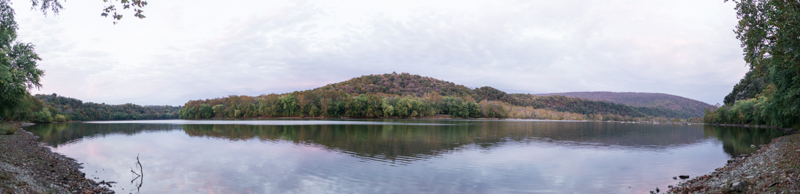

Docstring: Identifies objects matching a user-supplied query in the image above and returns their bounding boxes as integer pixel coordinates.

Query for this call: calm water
[23,120,785,194]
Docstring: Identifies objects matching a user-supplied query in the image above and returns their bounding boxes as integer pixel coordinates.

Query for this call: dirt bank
[0,127,112,194]
[669,133,800,193]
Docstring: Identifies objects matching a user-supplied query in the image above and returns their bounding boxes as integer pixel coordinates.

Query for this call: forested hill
[180,72,698,120]
[316,73,475,98]
[537,92,713,117]
[32,94,180,122]
[315,73,694,118]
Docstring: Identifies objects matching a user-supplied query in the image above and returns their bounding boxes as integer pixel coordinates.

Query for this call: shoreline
[704,123,800,132]
[668,132,800,193]
[0,127,112,193]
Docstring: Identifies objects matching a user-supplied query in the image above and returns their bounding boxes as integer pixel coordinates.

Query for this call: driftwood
[130,154,144,193]
[98,180,117,187]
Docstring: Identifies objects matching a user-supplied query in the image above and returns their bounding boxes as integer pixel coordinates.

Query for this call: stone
[730,181,748,191]
[679,175,690,179]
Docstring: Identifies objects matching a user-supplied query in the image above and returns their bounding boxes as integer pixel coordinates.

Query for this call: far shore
[26,117,800,133]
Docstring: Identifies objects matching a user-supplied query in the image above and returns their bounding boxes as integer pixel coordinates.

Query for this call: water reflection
[702,125,785,157]
[22,120,790,193]
[24,121,785,163]
[25,123,175,148]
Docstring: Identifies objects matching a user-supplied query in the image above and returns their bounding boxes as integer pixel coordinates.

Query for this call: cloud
[13,0,747,105]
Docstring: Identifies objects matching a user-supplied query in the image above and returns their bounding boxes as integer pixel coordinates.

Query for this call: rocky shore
[669,132,800,193]
[0,127,112,194]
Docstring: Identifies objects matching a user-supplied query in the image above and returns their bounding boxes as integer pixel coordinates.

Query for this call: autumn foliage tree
[180,73,696,122]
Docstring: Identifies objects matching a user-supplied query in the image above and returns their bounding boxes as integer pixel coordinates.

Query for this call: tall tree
[726,0,800,128]
[1,0,148,120]
[0,0,42,120]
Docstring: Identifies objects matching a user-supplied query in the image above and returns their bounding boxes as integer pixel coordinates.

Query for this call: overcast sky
[13,0,748,106]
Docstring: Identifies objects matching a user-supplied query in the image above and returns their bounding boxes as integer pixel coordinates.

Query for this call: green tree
[1,0,151,121]
[279,94,297,116]
[726,0,800,128]
[212,104,224,117]
[32,107,51,122]
[0,1,43,120]
[199,103,213,119]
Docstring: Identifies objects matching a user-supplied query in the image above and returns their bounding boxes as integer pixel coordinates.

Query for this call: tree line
[180,73,698,122]
[31,93,180,122]
[705,0,800,129]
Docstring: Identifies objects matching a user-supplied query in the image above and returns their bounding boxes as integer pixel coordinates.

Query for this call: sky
[12,0,749,106]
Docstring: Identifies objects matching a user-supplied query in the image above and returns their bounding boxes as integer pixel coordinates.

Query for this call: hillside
[180,73,700,120]
[34,94,181,121]
[317,73,693,118]
[317,73,475,98]
[537,91,713,117]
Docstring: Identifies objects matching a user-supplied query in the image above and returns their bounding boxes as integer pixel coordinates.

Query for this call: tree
[1,0,149,120]
[31,0,147,24]
[726,0,800,128]
[0,1,42,120]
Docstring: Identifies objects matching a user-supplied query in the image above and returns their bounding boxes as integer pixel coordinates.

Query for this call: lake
[23,120,785,193]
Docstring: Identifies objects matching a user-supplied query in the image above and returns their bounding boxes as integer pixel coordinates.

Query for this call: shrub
[0,123,19,135]
[33,108,53,123]
[54,114,67,122]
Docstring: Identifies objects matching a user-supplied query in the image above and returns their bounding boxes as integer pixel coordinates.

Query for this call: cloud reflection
[20,121,787,193]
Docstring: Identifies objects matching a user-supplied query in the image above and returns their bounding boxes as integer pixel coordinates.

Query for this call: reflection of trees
[24,123,175,147]
[497,122,709,147]
[24,121,787,163]
[180,122,719,162]
[702,125,785,157]
[181,124,490,162]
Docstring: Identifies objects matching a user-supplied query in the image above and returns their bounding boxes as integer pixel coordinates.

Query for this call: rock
[730,181,748,191]
[679,175,690,179]
[672,176,677,180]
[751,144,756,148]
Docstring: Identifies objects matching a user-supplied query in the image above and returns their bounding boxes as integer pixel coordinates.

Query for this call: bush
[54,114,67,122]
[0,123,19,135]
[33,108,53,123]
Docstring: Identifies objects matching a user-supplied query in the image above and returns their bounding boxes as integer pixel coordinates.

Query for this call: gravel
[669,132,800,193]
[0,127,113,194]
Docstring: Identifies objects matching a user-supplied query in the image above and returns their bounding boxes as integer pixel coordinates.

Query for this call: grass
[0,122,19,135]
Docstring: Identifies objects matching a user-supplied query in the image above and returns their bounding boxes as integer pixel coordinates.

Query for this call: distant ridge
[537,91,713,117]
[180,73,703,120]
[313,73,698,118]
